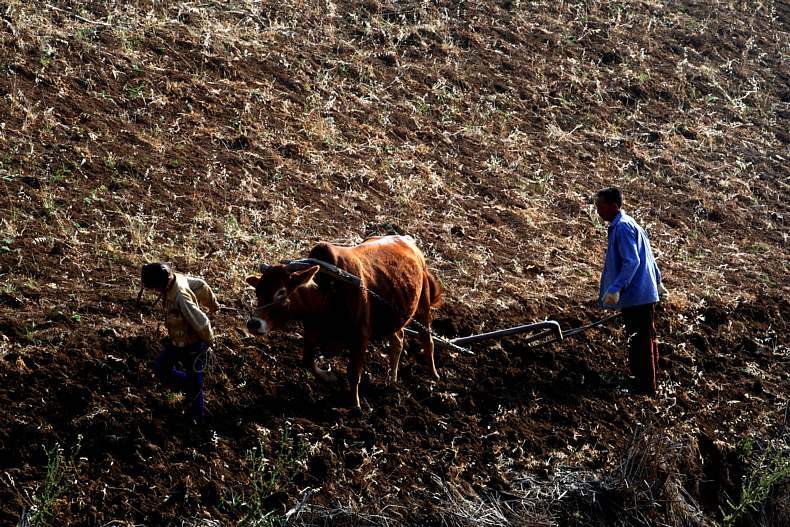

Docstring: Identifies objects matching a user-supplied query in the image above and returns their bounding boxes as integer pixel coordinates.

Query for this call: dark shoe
[626,377,656,396]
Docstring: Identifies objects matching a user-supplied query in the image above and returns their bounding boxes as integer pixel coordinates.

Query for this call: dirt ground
[0,1,788,525]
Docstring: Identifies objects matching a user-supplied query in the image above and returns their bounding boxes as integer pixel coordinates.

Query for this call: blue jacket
[599,211,662,309]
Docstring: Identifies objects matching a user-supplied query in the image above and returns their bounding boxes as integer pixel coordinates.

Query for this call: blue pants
[154,340,207,420]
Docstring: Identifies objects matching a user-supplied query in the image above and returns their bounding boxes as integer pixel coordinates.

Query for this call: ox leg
[347,338,368,408]
[417,282,440,381]
[418,328,439,381]
[387,329,405,384]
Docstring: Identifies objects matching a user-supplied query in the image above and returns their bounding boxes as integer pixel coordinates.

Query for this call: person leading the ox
[139,263,219,421]
[595,187,668,395]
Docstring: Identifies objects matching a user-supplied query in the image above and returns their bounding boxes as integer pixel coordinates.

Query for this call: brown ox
[245,235,442,407]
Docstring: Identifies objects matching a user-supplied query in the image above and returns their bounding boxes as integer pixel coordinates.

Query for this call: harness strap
[281,258,362,287]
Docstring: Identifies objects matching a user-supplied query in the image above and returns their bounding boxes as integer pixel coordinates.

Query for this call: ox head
[245,263,320,335]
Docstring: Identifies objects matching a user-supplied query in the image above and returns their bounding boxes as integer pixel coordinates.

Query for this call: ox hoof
[349,393,363,411]
[315,369,340,384]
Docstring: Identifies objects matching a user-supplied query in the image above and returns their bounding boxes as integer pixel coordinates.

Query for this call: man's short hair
[141,262,172,289]
[596,187,622,208]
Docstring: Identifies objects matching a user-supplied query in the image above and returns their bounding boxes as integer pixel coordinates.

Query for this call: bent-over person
[139,262,219,421]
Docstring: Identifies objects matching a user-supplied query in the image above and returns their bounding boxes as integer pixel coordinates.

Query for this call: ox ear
[289,265,320,289]
[246,275,260,287]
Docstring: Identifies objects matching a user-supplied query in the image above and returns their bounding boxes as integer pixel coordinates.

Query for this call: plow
[404,313,621,355]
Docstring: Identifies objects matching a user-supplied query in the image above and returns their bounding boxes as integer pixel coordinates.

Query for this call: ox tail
[426,271,443,308]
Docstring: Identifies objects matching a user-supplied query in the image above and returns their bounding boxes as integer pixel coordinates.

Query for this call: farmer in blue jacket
[596,187,668,395]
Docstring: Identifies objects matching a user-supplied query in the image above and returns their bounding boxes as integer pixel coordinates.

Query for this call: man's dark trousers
[622,303,658,395]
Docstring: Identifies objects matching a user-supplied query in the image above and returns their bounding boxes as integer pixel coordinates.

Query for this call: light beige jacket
[164,273,219,347]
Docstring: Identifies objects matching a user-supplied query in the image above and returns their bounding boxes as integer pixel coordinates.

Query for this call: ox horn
[258,263,271,273]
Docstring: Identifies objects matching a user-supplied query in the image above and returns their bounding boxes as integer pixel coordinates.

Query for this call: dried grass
[2,0,786,316]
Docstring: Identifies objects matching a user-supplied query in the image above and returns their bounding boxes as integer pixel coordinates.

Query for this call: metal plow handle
[403,327,475,355]
[451,320,563,347]
[405,320,563,356]
[405,314,620,355]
